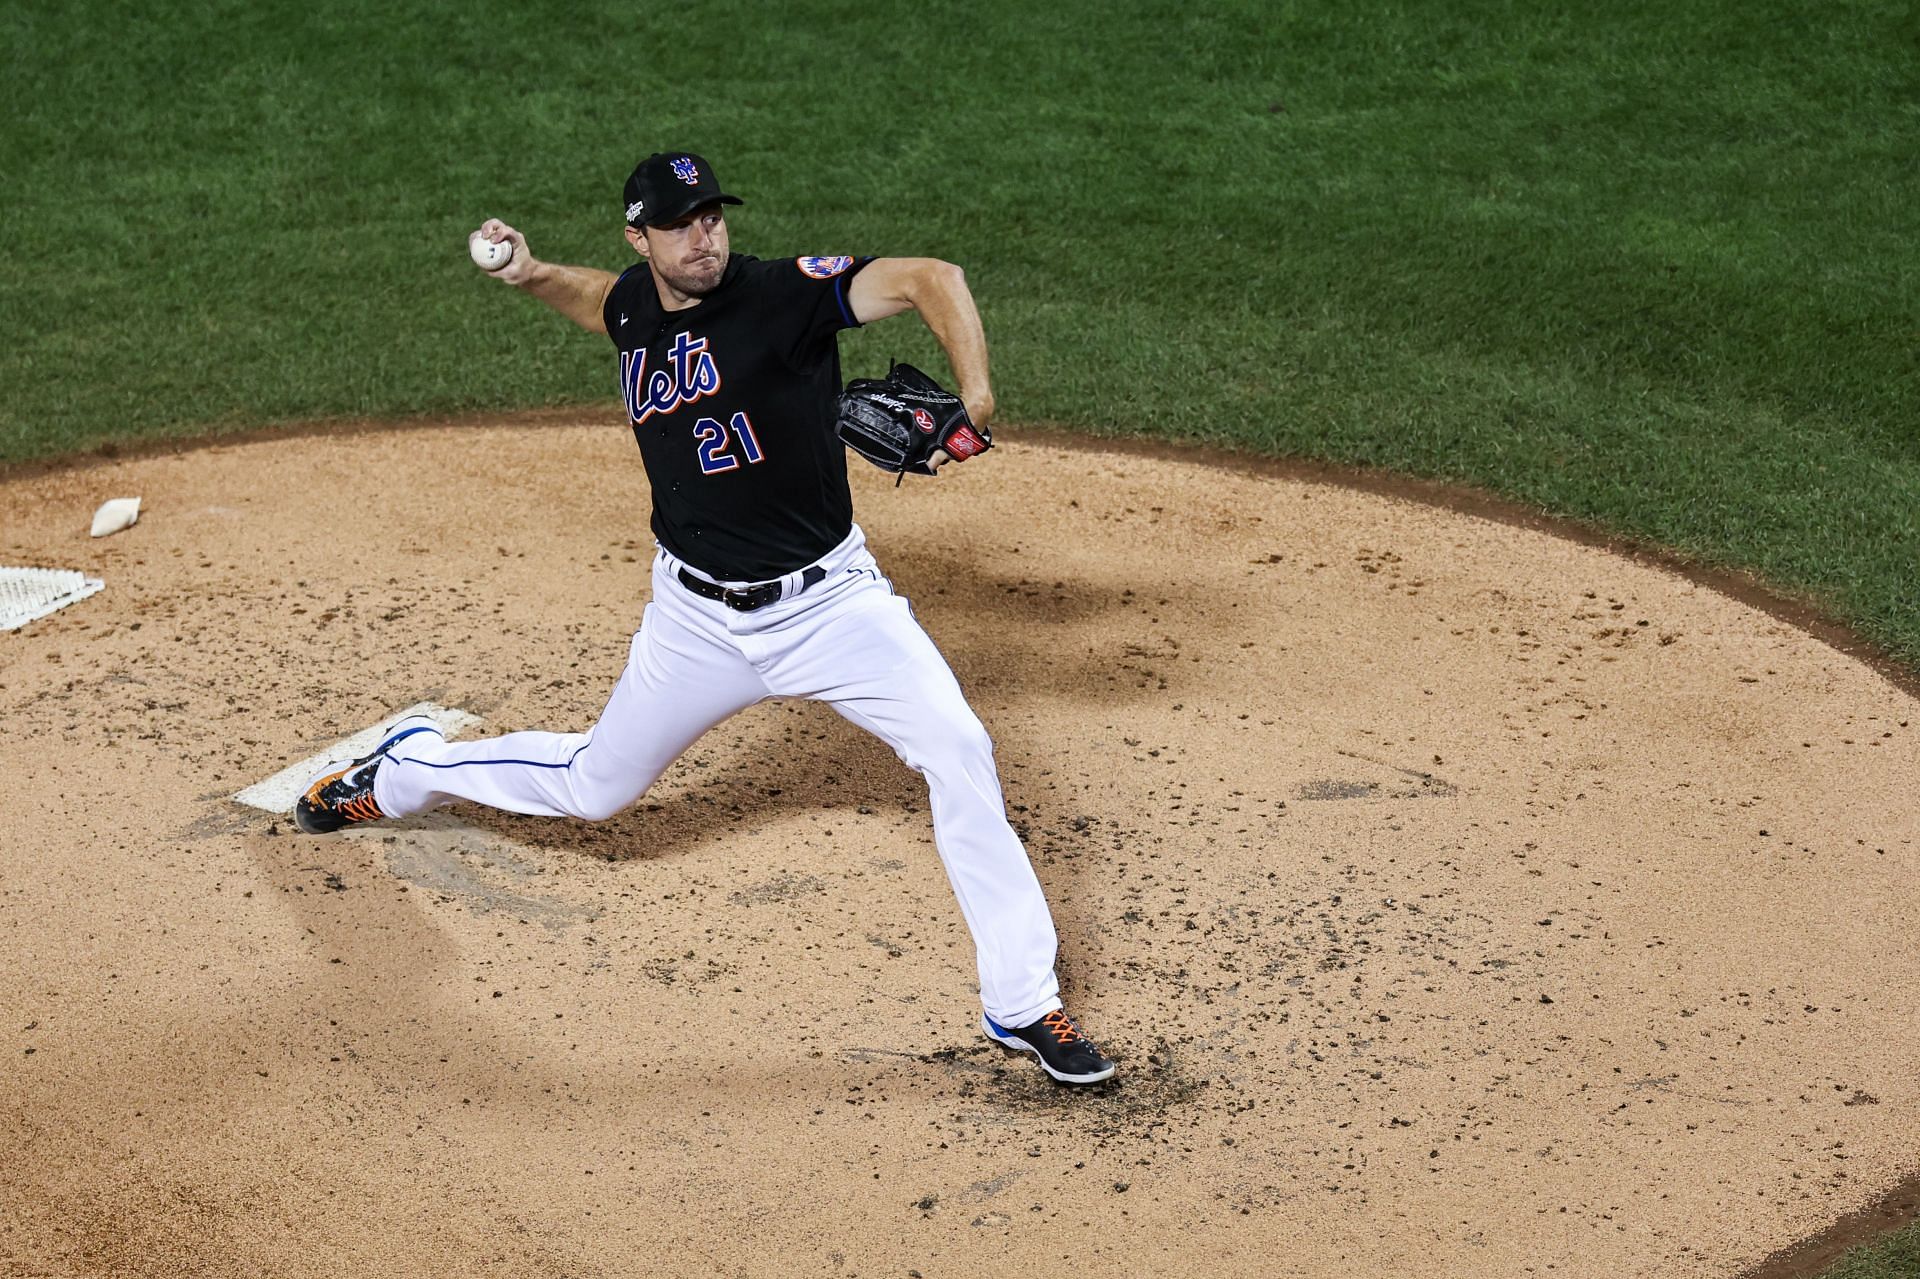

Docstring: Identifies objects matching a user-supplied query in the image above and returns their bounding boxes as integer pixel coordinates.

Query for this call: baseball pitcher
[295,151,1114,1085]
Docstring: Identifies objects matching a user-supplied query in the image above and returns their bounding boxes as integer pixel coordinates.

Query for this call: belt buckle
[722,586,758,611]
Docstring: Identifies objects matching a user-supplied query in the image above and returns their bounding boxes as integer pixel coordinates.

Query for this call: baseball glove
[835,362,991,483]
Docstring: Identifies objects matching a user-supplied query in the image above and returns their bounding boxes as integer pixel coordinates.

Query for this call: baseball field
[4,2,1917,1277]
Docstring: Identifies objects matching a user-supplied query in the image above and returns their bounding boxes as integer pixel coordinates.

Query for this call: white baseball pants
[372,525,1064,1027]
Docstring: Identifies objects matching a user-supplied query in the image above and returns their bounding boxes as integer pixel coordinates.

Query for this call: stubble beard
[660,250,727,299]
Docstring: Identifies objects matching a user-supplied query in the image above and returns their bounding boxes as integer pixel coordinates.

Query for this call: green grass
[4,3,1919,1269]
[6,0,1915,666]
[1813,1221,1920,1279]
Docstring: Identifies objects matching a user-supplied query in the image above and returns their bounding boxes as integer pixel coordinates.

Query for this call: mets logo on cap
[796,255,854,279]
[671,157,700,185]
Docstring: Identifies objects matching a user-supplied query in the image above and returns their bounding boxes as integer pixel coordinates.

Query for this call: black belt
[677,564,827,612]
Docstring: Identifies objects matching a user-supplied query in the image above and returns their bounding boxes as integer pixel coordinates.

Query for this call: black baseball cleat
[982,1009,1117,1084]
[293,714,441,834]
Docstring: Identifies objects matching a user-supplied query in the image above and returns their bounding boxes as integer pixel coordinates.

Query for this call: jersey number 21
[694,412,764,475]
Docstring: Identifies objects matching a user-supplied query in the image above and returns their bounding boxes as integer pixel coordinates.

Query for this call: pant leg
[760,574,1062,1026]
[374,590,769,821]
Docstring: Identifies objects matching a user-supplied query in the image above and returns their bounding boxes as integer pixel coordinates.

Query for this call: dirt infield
[3,420,1916,1278]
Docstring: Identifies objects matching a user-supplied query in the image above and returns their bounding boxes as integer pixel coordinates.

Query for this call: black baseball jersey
[602,252,875,581]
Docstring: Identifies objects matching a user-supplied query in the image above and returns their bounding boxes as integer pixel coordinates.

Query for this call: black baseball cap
[623,151,743,228]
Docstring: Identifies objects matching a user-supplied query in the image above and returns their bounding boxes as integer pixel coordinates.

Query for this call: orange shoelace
[339,795,382,823]
[1040,1010,1080,1045]
[305,763,382,824]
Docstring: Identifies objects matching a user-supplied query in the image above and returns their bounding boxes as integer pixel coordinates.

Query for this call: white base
[0,566,104,632]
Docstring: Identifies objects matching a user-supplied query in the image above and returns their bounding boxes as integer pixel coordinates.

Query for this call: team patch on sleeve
[795,255,855,279]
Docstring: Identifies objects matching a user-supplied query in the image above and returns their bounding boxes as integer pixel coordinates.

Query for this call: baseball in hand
[469,233,513,272]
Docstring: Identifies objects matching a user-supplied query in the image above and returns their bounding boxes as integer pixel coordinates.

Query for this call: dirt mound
[2,421,1915,1277]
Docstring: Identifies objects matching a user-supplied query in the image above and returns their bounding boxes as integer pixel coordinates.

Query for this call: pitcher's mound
[2,420,1915,1278]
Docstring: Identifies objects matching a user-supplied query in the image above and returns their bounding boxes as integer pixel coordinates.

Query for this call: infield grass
[4,1,1919,1271]
[1815,1223,1920,1279]
[6,0,1915,668]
